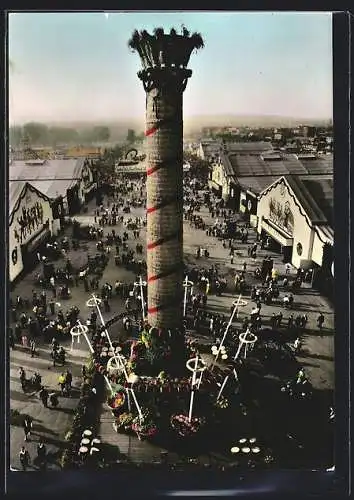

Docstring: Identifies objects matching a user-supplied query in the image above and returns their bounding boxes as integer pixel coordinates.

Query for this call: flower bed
[87,330,322,468]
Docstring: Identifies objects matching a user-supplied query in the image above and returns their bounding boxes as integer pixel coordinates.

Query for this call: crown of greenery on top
[128,26,204,69]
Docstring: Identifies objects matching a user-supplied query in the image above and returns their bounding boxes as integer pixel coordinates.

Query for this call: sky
[8,11,333,125]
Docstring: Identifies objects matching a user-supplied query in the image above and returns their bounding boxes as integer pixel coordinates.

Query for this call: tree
[23,122,49,145]
[48,127,79,146]
[93,126,110,143]
[184,152,211,180]
[126,129,136,144]
[9,126,23,147]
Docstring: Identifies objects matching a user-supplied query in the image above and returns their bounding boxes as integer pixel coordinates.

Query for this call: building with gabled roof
[257,174,333,270]
[9,158,96,215]
[209,148,333,227]
[9,181,58,283]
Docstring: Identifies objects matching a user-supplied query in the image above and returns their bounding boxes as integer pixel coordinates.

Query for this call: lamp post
[211,294,242,368]
[134,276,147,319]
[86,294,143,420]
[182,276,194,317]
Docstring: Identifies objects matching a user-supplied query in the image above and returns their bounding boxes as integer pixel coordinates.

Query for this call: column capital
[138,67,192,93]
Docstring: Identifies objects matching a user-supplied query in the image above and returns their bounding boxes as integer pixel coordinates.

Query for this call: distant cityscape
[9,121,333,158]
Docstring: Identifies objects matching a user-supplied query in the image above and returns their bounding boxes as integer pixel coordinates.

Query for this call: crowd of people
[10,173,330,470]
[180,184,327,351]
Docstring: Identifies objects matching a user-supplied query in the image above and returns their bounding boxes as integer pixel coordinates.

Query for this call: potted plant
[170,414,206,438]
[107,391,126,414]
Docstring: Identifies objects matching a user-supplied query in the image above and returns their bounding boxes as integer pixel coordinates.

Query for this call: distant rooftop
[225,142,273,153]
[300,175,333,227]
[228,153,333,178]
[9,158,86,181]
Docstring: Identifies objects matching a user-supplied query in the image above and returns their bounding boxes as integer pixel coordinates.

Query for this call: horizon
[10,112,332,126]
[9,12,333,124]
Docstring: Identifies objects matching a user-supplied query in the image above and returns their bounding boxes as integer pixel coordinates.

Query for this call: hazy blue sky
[8,11,333,124]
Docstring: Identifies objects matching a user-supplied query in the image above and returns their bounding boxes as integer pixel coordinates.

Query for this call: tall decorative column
[128,28,204,331]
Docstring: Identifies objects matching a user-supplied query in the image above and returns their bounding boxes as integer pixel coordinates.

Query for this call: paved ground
[9,195,334,469]
[10,346,87,470]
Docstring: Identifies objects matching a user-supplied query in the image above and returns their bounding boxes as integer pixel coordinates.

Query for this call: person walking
[49,299,55,315]
[317,312,325,331]
[19,446,30,471]
[293,337,301,354]
[9,329,15,350]
[65,369,73,396]
[301,314,308,329]
[49,392,59,408]
[30,338,36,358]
[288,293,294,308]
[21,333,28,349]
[37,441,47,470]
[58,373,66,395]
[209,316,214,338]
[277,312,283,328]
[39,386,49,408]
[103,296,110,312]
[287,314,294,330]
[19,367,26,392]
[23,416,33,442]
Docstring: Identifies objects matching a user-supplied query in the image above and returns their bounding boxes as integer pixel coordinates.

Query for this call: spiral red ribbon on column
[145,120,182,316]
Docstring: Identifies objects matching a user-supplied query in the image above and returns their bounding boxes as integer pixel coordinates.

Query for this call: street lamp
[182,275,194,317]
[211,294,247,369]
[86,293,143,421]
[133,276,147,320]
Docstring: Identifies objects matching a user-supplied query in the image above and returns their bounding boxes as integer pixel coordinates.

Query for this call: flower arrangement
[131,409,158,440]
[115,375,203,394]
[115,412,134,432]
[170,414,206,437]
[214,396,229,410]
[107,391,126,410]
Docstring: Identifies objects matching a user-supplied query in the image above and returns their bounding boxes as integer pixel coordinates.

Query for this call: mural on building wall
[268,197,294,236]
[13,198,44,244]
